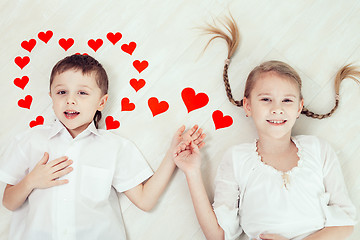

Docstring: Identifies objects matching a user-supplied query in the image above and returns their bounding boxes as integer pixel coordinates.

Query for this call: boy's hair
[50,54,108,127]
[203,15,360,119]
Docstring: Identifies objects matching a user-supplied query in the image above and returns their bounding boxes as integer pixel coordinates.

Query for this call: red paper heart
[121,98,135,111]
[29,116,44,128]
[121,42,136,55]
[129,78,146,92]
[105,116,120,130]
[14,56,30,69]
[59,38,74,51]
[133,60,148,73]
[148,97,169,117]
[107,32,122,45]
[181,87,209,113]
[88,39,103,52]
[38,30,53,43]
[212,110,233,130]
[21,39,36,52]
[14,76,29,90]
[18,95,33,109]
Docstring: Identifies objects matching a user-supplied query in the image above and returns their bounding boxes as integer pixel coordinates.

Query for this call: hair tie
[335,94,340,101]
[225,59,231,65]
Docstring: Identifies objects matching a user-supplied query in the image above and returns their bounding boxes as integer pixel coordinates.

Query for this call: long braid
[301,64,360,119]
[203,15,242,107]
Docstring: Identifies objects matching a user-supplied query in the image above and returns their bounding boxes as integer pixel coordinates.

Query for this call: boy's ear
[243,97,252,117]
[97,94,108,111]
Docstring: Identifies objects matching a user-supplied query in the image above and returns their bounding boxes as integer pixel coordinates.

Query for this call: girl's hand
[258,234,289,240]
[25,152,73,190]
[170,125,206,153]
[173,141,201,174]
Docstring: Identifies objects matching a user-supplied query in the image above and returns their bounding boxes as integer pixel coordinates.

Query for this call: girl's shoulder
[221,142,258,170]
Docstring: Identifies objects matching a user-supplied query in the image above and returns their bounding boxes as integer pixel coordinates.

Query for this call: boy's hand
[171,125,206,152]
[25,152,73,190]
[257,234,288,240]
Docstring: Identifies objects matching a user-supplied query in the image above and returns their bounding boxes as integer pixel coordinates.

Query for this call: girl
[174,17,359,240]
[0,54,205,240]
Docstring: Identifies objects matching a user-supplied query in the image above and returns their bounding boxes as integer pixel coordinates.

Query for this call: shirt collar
[48,119,100,140]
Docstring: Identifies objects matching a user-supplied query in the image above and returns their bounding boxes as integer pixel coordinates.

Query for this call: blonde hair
[204,16,360,119]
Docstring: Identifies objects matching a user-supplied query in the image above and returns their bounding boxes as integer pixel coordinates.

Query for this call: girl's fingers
[38,152,49,165]
[193,133,206,145]
[175,125,186,137]
[52,166,73,180]
[49,156,69,167]
[50,179,69,187]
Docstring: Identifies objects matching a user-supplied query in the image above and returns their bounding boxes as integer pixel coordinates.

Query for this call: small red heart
[181,87,209,113]
[148,97,169,117]
[88,39,103,52]
[21,39,36,52]
[59,38,74,51]
[29,116,44,128]
[18,95,33,109]
[14,56,30,69]
[121,98,135,111]
[129,78,146,92]
[121,42,136,55]
[107,32,122,45]
[38,30,53,43]
[14,76,29,90]
[133,60,148,73]
[212,110,233,130]
[105,116,120,130]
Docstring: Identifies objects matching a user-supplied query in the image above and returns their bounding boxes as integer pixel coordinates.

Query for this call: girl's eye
[283,99,293,103]
[57,90,66,95]
[78,91,88,95]
[261,98,271,102]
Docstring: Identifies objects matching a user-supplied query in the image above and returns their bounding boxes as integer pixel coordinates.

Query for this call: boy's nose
[66,95,77,105]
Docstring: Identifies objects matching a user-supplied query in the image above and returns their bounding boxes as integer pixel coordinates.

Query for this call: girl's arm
[124,125,205,212]
[174,141,224,240]
[2,153,72,211]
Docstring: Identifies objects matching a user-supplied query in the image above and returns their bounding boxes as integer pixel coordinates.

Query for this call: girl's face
[50,69,108,138]
[243,71,303,140]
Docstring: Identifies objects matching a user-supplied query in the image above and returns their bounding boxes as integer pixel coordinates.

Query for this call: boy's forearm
[303,226,354,240]
[3,177,33,211]
[140,151,177,211]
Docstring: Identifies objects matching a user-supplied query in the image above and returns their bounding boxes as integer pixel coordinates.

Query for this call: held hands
[170,125,206,152]
[25,152,73,190]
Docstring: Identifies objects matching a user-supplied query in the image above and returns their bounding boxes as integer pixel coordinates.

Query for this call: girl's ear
[243,97,252,117]
[97,94,108,111]
[297,98,304,117]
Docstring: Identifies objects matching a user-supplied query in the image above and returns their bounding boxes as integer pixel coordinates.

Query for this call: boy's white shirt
[0,119,153,240]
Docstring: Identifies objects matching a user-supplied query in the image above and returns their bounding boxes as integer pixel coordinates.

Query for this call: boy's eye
[78,91,88,95]
[261,98,271,102]
[283,99,293,103]
[57,90,66,95]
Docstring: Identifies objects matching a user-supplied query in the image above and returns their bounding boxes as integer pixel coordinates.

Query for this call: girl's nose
[271,104,284,115]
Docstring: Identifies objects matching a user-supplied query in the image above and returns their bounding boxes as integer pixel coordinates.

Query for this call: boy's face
[50,69,108,138]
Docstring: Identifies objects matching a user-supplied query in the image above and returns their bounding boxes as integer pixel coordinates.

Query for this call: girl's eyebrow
[257,93,297,98]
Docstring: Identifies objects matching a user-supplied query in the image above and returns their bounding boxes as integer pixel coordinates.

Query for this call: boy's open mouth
[64,111,80,119]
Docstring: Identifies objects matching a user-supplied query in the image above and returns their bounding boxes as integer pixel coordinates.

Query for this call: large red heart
[21,39,36,52]
[38,30,53,43]
[181,87,209,113]
[59,38,74,51]
[107,32,122,45]
[212,110,233,130]
[121,97,135,111]
[14,76,29,90]
[29,116,44,128]
[105,116,120,130]
[14,56,30,69]
[18,95,33,109]
[88,39,103,52]
[133,60,148,73]
[129,78,145,92]
[148,97,169,117]
[121,42,136,55]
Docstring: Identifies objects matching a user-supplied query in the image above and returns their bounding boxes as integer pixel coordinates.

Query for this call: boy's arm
[2,153,73,211]
[124,125,205,212]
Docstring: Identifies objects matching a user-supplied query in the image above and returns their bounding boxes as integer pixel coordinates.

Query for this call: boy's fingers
[198,142,205,149]
[176,125,186,136]
[38,152,49,165]
[53,167,73,180]
[49,156,68,167]
[51,179,69,187]
[52,160,73,173]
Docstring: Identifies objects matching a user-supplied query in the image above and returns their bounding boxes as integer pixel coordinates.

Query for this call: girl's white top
[213,135,356,240]
[0,120,153,240]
